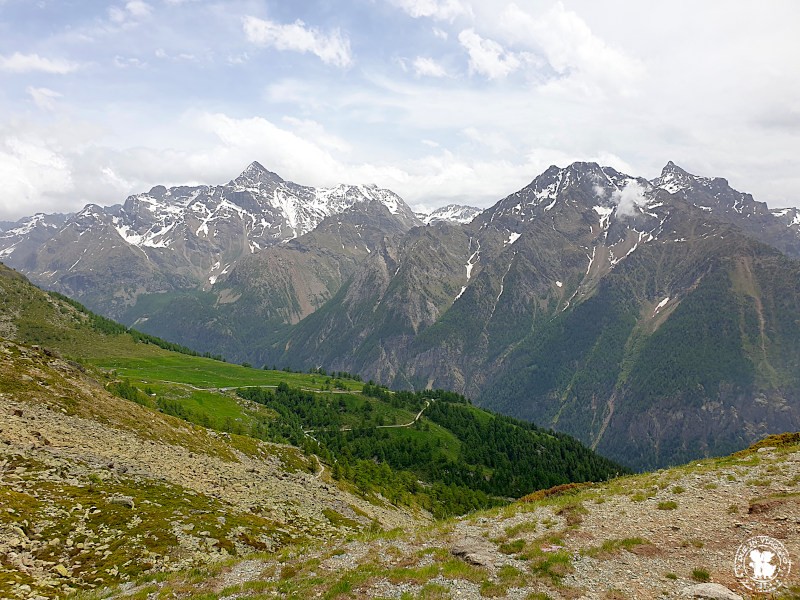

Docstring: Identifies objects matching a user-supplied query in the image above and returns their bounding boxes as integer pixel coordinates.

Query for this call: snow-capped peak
[485,161,656,225]
[419,204,482,225]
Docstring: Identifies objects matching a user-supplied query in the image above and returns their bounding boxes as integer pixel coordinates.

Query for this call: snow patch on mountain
[419,204,482,225]
[653,296,670,316]
[593,205,613,230]
[102,164,417,254]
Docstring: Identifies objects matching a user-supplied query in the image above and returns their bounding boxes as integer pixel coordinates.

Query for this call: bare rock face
[680,583,744,600]
[450,536,499,568]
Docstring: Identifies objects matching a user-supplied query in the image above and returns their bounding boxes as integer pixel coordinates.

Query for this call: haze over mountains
[2,160,799,470]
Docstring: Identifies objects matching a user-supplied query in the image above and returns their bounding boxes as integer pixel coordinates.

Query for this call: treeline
[237,382,625,517]
[425,402,625,496]
[261,365,363,381]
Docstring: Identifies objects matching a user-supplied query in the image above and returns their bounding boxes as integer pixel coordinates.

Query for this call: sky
[1,0,799,221]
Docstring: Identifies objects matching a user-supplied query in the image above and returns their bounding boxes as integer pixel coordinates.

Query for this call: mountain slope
[270,162,800,470]
[118,197,418,362]
[0,163,420,319]
[0,265,426,598]
[653,161,800,258]
[4,160,800,471]
[88,434,800,599]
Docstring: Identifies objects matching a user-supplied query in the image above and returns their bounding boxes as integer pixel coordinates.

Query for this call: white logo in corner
[734,535,791,592]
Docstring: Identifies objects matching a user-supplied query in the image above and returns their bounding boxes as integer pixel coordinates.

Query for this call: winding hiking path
[142,380,432,434]
[304,400,431,435]
[150,381,356,395]
[376,400,430,429]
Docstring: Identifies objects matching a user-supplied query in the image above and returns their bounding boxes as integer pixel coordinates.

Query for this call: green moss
[322,509,361,530]
[504,520,538,537]
[498,539,526,555]
[529,550,573,584]
[581,538,648,559]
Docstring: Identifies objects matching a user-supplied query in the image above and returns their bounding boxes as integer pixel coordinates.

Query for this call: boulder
[109,495,135,509]
[451,536,497,567]
[54,564,70,578]
[680,583,743,600]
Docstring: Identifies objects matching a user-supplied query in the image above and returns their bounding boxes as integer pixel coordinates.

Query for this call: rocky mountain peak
[653,161,700,194]
[147,185,168,198]
[661,160,688,176]
[231,161,284,188]
[482,161,652,229]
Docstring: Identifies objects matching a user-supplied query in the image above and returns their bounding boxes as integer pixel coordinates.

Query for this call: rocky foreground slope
[83,434,800,600]
[0,340,423,599]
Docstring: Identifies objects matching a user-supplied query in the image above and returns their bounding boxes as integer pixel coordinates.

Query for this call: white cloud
[462,127,511,154]
[612,180,647,218]
[243,16,352,68]
[126,1,152,17]
[412,56,447,78]
[389,0,471,22]
[432,27,448,41]
[593,184,606,199]
[458,29,521,79]
[154,48,197,62]
[0,135,74,219]
[0,52,80,74]
[497,2,644,96]
[281,116,352,153]
[109,1,153,24]
[26,87,62,111]
[2,1,800,221]
[114,55,148,69]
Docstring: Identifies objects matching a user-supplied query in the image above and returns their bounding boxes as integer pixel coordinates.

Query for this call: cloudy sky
[1,0,799,220]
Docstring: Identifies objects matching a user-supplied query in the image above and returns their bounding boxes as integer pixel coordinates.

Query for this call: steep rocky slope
[0,340,424,598]
[117,198,416,360]
[89,434,800,600]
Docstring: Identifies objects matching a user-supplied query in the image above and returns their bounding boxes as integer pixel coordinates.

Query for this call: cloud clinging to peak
[612,181,648,218]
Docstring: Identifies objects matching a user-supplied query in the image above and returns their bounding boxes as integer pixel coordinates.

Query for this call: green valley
[0,262,625,597]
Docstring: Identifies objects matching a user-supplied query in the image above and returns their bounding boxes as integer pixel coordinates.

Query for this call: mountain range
[2,160,800,470]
